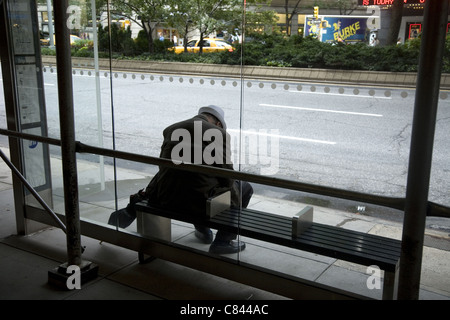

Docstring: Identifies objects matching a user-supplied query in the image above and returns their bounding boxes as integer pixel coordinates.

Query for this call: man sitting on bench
[109,105,253,254]
[146,105,253,254]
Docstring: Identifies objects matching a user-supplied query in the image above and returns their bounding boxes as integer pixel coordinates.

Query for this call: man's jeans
[195,181,254,242]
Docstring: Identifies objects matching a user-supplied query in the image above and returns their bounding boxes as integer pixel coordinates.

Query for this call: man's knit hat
[198,105,227,130]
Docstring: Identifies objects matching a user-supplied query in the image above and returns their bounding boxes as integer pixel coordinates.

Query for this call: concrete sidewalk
[0,146,449,300]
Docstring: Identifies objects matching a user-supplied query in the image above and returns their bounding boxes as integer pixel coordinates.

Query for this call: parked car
[41,34,83,47]
[40,37,50,46]
[40,31,49,46]
[171,38,234,54]
[69,35,83,45]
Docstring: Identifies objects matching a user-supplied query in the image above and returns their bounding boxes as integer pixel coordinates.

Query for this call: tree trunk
[285,0,290,35]
[143,20,154,53]
[184,21,189,53]
[199,32,204,54]
[284,0,302,36]
[386,0,404,45]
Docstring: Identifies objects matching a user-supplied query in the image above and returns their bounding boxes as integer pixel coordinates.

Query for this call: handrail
[76,141,406,211]
[1,128,449,218]
[0,129,61,146]
[428,201,450,219]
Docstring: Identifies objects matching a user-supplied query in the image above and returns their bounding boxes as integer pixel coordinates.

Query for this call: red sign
[359,0,426,5]
[408,23,421,39]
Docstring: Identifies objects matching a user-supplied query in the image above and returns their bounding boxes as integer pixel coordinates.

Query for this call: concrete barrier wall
[42,56,450,90]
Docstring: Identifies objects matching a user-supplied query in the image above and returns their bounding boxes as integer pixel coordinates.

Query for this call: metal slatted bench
[134,192,401,300]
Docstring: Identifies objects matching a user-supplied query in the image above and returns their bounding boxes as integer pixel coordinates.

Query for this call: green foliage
[71,39,93,51]
[41,47,56,56]
[442,35,450,72]
[152,38,175,54]
[72,46,91,57]
[134,30,150,54]
[97,23,135,55]
[42,33,450,73]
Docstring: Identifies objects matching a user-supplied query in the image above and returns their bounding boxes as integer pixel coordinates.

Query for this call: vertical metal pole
[46,0,54,49]
[398,0,449,300]
[91,0,105,190]
[53,0,82,266]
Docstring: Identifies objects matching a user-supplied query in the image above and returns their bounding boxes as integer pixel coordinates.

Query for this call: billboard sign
[358,0,425,5]
[305,16,374,43]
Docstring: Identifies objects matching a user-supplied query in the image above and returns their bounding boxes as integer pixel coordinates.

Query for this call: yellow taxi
[69,35,83,45]
[40,31,50,46]
[171,38,234,54]
[40,37,50,46]
[41,34,83,46]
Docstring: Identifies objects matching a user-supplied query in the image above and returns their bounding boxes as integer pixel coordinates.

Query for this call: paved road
[2,67,450,226]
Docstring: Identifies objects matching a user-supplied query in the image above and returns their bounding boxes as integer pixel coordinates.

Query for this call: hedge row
[42,30,450,73]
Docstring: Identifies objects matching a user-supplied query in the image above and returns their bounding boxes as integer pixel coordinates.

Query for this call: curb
[41,56,450,90]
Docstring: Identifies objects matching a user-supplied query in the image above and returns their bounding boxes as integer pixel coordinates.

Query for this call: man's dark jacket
[144,114,240,216]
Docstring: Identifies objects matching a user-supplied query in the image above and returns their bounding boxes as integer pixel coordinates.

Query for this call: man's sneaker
[209,240,246,254]
[195,229,214,244]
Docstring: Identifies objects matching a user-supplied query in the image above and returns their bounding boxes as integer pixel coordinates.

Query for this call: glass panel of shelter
[2,0,449,289]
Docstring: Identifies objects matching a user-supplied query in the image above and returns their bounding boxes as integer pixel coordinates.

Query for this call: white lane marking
[260,103,383,117]
[227,129,336,145]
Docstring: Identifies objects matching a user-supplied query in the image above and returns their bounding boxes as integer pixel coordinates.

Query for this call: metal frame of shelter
[0,0,449,299]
